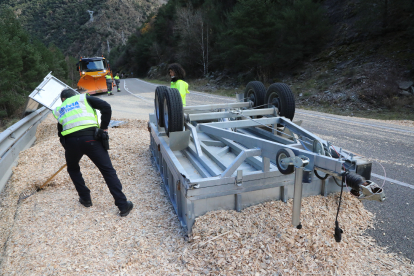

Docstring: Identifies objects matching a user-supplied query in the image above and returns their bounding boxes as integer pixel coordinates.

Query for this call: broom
[18,164,67,203]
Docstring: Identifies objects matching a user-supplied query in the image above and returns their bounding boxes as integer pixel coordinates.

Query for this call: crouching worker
[53,89,133,217]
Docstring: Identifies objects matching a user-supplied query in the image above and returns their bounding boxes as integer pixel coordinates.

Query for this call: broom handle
[39,164,67,189]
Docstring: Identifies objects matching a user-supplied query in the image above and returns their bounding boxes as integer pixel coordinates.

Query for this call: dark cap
[60,89,77,100]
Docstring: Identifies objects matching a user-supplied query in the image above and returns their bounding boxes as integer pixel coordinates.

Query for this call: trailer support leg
[292,166,304,229]
[235,194,242,212]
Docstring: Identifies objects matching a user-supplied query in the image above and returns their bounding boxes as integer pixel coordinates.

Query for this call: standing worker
[53,89,133,217]
[168,63,190,106]
[105,72,114,96]
[114,73,121,92]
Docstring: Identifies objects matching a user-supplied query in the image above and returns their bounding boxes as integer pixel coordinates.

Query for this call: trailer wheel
[265,83,295,121]
[276,148,295,175]
[163,88,184,136]
[155,86,168,127]
[244,81,266,108]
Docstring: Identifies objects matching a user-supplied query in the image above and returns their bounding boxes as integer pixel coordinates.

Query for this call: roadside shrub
[357,65,412,110]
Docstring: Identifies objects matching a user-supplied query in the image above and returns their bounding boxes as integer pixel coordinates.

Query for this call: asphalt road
[97,78,414,261]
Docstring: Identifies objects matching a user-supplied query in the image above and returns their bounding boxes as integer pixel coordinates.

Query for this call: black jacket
[57,96,112,137]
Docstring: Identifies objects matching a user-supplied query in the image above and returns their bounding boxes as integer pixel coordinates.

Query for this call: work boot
[108,92,114,96]
[119,201,133,217]
[79,198,92,207]
[117,88,121,92]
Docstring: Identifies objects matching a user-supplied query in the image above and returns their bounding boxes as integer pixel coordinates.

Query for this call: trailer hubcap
[268,93,280,111]
[277,152,289,170]
[247,90,256,106]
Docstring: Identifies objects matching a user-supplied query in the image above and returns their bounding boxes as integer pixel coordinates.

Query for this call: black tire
[276,148,295,175]
[265,83,295,121]
[155,86,168,127]
[163,88,184,137]
[244,81,266,108]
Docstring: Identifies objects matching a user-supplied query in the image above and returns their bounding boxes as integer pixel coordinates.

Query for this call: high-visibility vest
[105,75,112,83]
[170,79,190,106]
[114,76,119,80]
[53,94,99,136]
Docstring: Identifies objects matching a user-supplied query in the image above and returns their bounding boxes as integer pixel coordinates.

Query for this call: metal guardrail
[0,107,50,193]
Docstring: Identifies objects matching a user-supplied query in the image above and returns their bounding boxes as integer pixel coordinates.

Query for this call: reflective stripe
[54,94,99,136]
[59,95,91,130]
[63,120,98,130]
[61,112,97,131]
[62,112,95,124]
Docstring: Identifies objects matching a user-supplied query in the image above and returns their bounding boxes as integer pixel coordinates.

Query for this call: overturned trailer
[148,82,385,234]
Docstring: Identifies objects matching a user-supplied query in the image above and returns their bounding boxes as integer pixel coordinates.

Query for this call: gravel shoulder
[0,115,413,275]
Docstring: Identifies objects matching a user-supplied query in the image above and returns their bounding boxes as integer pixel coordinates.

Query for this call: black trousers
[64,135,127,210]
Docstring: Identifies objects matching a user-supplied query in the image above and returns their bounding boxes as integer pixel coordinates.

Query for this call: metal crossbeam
[187,108,275,121]
[183,102,251,111]
[221,149,262,177]
[199,124,343,174]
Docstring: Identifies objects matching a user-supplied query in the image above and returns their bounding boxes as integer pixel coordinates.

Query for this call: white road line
[123,80,153,105]
[371,173,414,190]
[296,111,414,135]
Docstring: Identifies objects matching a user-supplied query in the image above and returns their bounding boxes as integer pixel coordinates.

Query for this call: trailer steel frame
[149,95,381,234]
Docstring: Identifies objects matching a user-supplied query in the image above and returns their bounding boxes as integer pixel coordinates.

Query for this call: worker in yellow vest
[168,63,189,106]
[105,72,114,96]
[114,73,121,92]
[53,89,133,217]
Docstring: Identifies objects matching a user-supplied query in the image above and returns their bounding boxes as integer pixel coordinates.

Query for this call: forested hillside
[110,0,414,80]
[1,0,166,57]
[109,0,414,118]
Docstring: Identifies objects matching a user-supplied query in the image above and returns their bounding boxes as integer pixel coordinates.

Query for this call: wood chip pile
[0,115,413,275]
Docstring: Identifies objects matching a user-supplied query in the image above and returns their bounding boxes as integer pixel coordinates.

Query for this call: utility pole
[87,10,94,22]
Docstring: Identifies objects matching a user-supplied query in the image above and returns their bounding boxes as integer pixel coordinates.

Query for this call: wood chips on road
[0,115,412,275]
